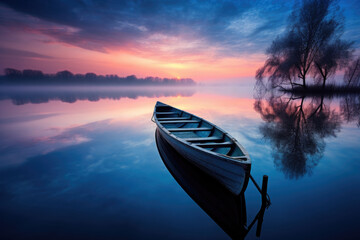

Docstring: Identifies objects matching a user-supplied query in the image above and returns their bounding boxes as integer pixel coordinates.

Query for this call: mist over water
[0,85,359,239]
[0,86,196,105]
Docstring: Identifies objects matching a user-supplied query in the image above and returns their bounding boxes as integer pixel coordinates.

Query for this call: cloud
[0,0,358,62]
[0,113,59,124]
[0,0,293,59]
[0,47,53,59]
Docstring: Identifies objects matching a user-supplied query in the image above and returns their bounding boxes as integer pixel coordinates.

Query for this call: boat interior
[155,104,247,159]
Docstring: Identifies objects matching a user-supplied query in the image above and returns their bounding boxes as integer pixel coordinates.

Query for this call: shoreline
[281,85,360,96]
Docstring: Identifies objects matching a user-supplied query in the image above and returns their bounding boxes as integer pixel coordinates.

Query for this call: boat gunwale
[153,102,251,165]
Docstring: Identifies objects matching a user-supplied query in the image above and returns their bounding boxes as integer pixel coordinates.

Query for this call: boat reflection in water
[155,129,268,240]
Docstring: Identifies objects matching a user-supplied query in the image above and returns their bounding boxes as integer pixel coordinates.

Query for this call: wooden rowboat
[155,129,248,239]
[152,101,251,195]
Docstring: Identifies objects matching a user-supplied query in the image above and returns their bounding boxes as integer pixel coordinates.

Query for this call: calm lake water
[0,85,359,240]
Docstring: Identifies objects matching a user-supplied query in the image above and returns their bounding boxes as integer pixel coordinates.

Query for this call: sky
[0,0,359,83]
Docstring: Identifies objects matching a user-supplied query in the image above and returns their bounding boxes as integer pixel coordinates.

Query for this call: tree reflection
[340,95,360,127]
[254,92,342,179]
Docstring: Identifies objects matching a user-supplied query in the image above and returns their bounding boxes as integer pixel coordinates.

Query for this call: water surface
[0,86,359,239]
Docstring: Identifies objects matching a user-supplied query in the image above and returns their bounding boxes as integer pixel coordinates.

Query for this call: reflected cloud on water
[0,117,153,168]
[0,119,169,239]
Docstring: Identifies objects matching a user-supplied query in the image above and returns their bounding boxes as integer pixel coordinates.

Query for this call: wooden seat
[167,127,212,132]
[158,117,190,121]
[184,136,222,142]
[159,120,200,124]
[155,112,179,115]
[232,156,248,160]
[195,141,233,148]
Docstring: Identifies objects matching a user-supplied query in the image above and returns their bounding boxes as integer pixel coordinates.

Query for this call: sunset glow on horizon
[0,1,359,83]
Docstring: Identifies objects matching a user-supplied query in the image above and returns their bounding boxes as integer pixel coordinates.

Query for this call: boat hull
[157,126,250,195]
[155,129,248,239]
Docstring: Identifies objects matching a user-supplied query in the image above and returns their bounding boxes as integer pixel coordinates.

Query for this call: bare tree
[344,57,360,87]
[314,40,352,89]
[256,0,352,90]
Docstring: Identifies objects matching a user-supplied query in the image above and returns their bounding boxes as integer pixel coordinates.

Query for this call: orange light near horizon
[0,24,266,82]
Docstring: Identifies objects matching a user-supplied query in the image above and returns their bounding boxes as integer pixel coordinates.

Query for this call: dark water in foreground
[0,86,359,239]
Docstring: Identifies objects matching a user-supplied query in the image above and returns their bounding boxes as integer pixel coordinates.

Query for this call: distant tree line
[0,68,196,86]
